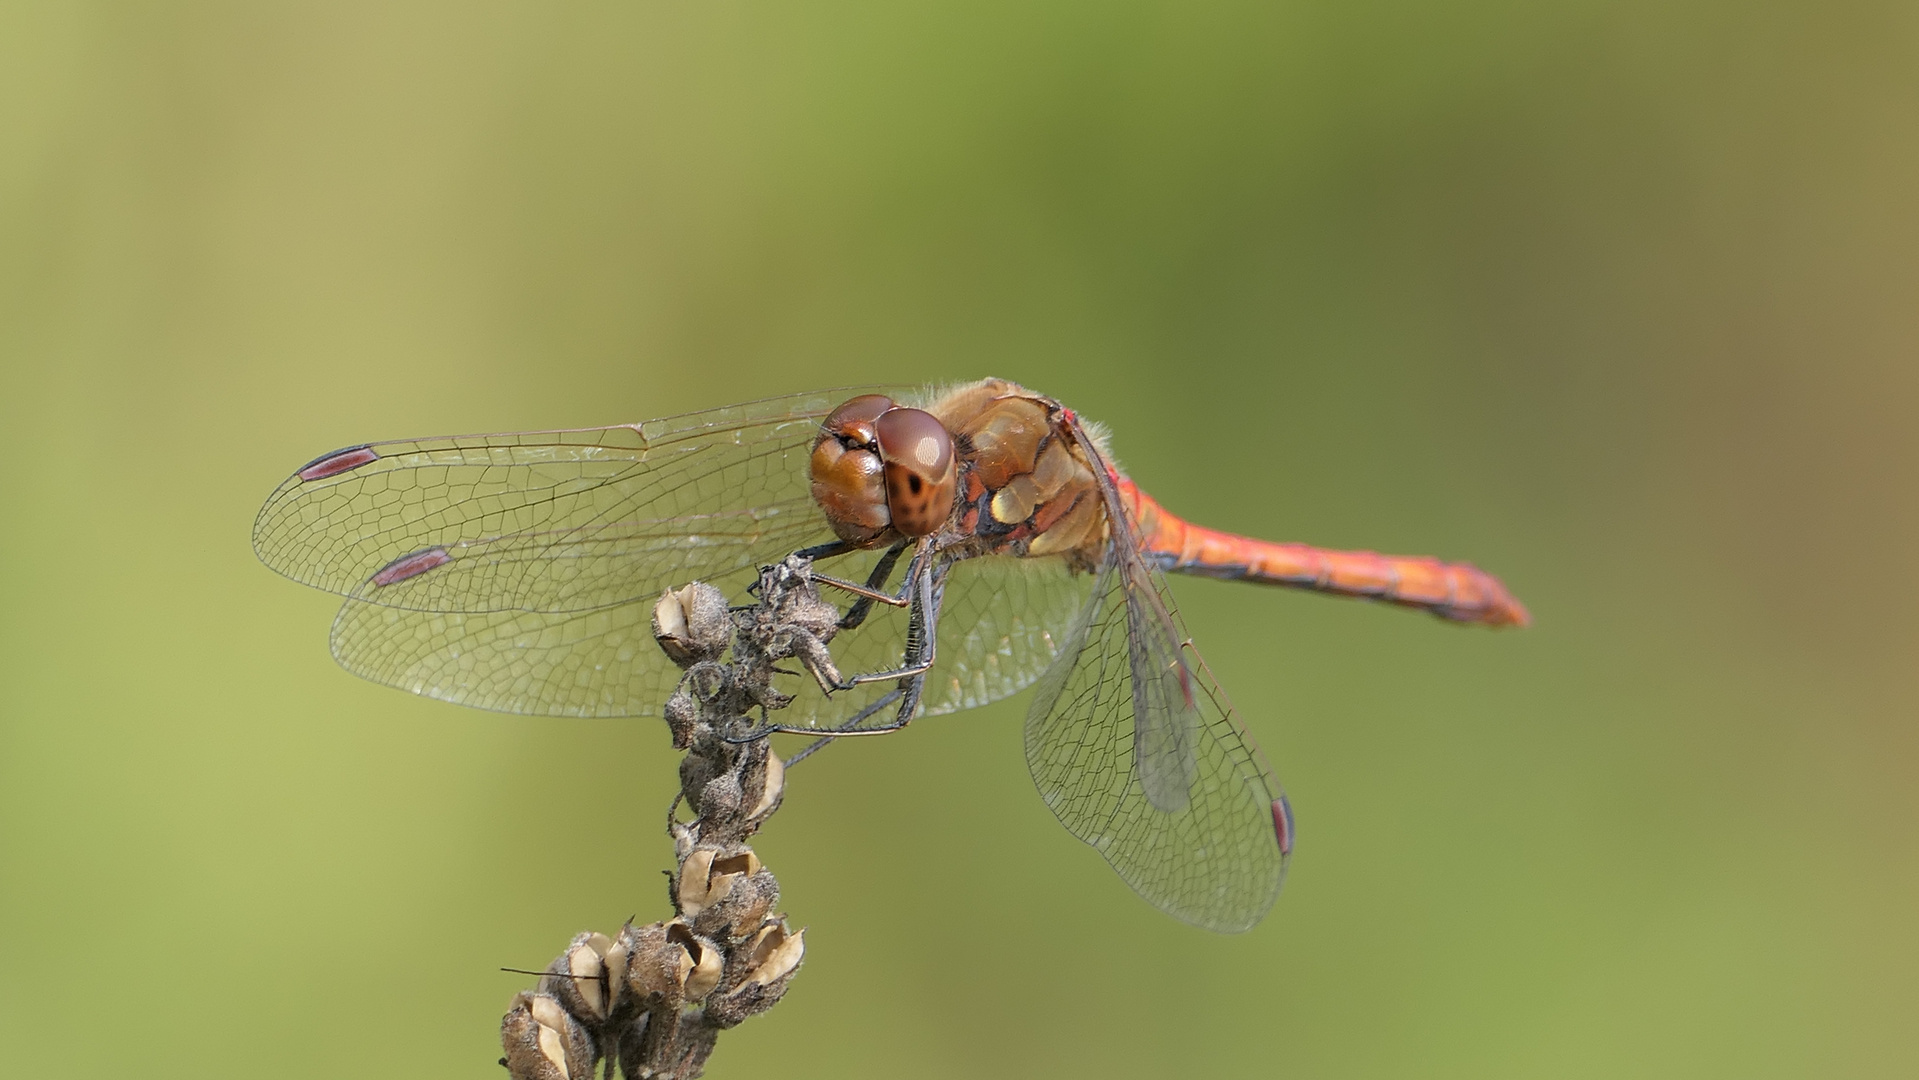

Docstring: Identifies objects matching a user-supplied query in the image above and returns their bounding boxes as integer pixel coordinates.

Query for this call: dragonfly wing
[254,388,877,613]
[820,551,1098,721]
[320,508,827,718]
[321,530,1092,724]
[1125,572,1200,814]
[329,597,670,717]
[1025,551,1290,932]
[921,553,1098,716]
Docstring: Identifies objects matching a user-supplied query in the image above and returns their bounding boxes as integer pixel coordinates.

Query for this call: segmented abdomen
[1117,477,1530,627]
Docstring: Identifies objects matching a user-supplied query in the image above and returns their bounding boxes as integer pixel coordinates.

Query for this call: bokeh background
[4,2,1916,1077]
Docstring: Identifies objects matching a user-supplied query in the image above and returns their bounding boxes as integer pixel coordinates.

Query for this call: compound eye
[875,407,957,537]
[821,394,896,447]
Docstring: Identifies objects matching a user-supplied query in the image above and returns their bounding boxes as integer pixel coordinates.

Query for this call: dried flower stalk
[501,557,835,1080]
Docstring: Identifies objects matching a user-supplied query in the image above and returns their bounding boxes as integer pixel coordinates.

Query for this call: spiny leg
[824,540,911,630]
[805,560,947,733]
[725,687,904,745]
[792,539,861,561]
[736,558,948,742]
[782,734,838,766]
[770,542,936,696]
[784,537,902,608]
[830,553,943,688]
[742,539,861,603]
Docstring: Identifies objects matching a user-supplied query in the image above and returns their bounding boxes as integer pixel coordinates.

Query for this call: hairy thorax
[916,378,1110,570]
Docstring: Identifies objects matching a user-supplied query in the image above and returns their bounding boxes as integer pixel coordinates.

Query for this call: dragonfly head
[811,394,957,543]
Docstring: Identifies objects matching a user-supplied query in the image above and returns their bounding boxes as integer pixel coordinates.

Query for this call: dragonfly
[254,378,1527,932]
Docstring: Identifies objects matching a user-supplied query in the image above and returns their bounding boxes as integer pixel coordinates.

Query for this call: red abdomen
[1116,477,1530,628]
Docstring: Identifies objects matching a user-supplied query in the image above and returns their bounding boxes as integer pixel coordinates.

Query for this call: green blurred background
[3,2,1915,1076]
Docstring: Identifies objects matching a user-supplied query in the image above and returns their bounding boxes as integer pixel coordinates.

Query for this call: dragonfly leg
[812,570,911,609]
[762,671,927,739]
[728,543,945,743]
[793,539,861,561]
[825,540,911,629]
[719,602,912,742]
[748,539,863,599]
[796,539,938,692]
[773,679,931,762]
[724,686,907,743]
[732,558,946,741]
[823,672,926,736]
[830,555,942,687]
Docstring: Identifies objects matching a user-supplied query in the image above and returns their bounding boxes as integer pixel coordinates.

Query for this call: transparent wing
[253,388,879,614]
[918,553,1097,717]
[327,546,1097,722]
[329,598,667,717]
[812,550,1099,729]
[1024,548,1290,932]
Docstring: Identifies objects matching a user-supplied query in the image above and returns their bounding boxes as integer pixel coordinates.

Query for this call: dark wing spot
[297,445,380,481]
[1272,796,1295,856]
[371,547,452,587]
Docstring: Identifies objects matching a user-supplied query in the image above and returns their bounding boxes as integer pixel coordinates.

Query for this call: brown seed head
[501,991,594,1080]
[539,931,618,1023]
[669,921,725,1002]
[678,846,763,918]
[652,583,731,667]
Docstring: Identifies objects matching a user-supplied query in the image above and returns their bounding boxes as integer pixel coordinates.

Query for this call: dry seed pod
[622,919,723,1005]
[687,766,743,823]
[707,919,807,1028]
[663,683,699,748]
[503,563,818,1076]
[652,583,731,667]
[675,731,726,812]
[622,921,686,1002]
[673,921,725,1001]
[742,920,806,987]
[539,931,620,1024]
[501,991,595,1080]
[745,750,785,821]
[691,860,779,941]
[677,847,761,918]
[769,564,842,639]
[606,919,643,983]
[675,849,723,916]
